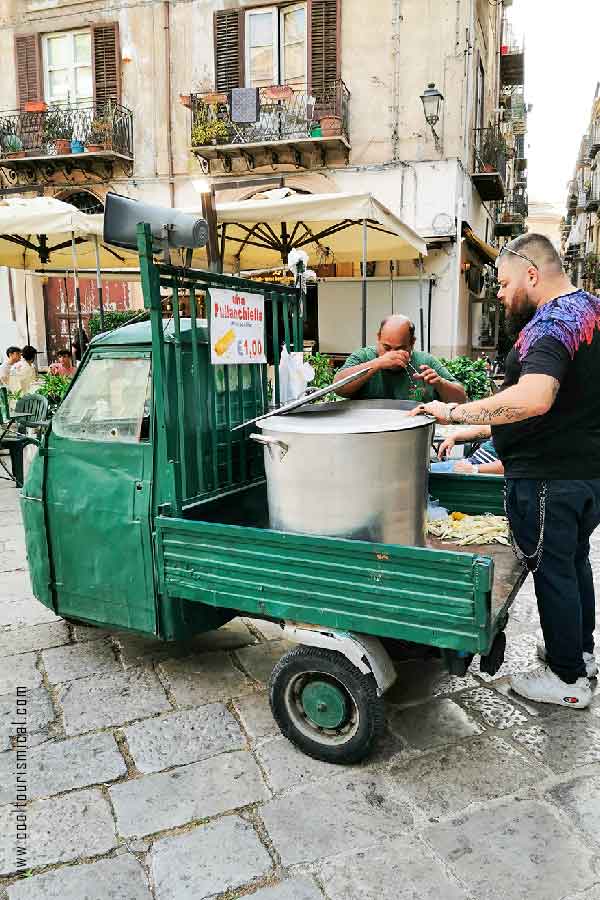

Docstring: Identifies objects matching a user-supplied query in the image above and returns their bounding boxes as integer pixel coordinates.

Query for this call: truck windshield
[52,356,151,443]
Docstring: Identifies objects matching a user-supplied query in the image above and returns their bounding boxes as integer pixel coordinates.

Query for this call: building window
[244,4,307,89]
[43,29,93,105]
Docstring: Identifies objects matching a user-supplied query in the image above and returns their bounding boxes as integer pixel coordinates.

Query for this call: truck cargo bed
[155,482,525,656]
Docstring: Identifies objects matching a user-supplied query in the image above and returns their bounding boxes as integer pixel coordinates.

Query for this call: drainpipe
[462,0,475,168]
[391,0,402,162]
[164,0,175,208]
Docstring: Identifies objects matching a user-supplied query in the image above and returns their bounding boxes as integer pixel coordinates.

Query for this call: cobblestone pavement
[2,477,600,899]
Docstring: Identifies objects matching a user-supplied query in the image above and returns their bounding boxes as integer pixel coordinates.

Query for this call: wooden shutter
[92,22,121,108]
[309,0,340,97]
[213,9,244,91]
[15,34,42,109]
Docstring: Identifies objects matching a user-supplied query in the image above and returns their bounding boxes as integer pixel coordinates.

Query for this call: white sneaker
[511,665,591,709]
[536,638,598,678]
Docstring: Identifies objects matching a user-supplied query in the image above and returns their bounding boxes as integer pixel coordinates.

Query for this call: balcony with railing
[188,81,350,174]
[472,127,507,201]
[586,173,600,212]
[590,120,600,160]
[500,17,525,86]
[494,190,528,238]
[0,102,133,174]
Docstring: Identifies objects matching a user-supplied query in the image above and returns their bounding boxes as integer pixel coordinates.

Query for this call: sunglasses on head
[498,246,539,270]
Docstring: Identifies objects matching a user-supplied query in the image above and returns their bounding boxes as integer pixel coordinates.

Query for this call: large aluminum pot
[251,400,434,546]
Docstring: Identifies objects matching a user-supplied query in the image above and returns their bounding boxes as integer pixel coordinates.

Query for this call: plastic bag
[427,497,449,520]
[278,345,315,404]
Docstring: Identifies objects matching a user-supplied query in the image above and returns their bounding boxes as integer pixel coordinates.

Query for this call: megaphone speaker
[103,192,209,251]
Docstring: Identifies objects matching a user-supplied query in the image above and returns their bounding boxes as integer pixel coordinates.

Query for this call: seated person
[431,425,504,476]
[333,315,467,404]
[49,349,76,378]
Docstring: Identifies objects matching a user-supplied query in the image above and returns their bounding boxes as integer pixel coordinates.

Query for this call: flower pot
[86,143,104,152]
[6,151,26,159]
[71,139,84,154]
[310,125,322,137]
[24,100,48,113]
[54,139,72,155]
[319,115,342,137]
[482,163,495,173]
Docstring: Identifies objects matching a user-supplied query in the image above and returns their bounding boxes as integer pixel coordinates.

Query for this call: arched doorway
[56,190,105,215]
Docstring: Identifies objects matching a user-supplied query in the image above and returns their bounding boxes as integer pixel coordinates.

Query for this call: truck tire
[269,644,385,764]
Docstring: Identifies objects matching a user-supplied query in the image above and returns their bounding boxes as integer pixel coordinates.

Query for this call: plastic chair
[0,392,49,487]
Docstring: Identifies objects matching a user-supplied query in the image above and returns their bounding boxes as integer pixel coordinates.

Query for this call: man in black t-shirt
[413,233,600,709]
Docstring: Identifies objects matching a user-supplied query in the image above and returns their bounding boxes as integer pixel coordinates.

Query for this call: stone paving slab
[57,666,171,735]
[233,691,280,743]
[0,654,42,695]
[0,788,117,876]
[109,749,269,837]
[122,703,245,774]
[243,618,286,642]
[261,771,412,866]
[477,632,540,682]
[387,697,484,750]
[235,640,294,684]
[319,833,468,900]
[547,774,600,845]
[256,737,340,794]
[0,623,69,659]
[0,539,28,573]
[158,652,254,706]
[387,735,544,818]
[248,877,324,900]
[425,799,599,900]
[71,624,115,643]
[0,732,126,806]
[41,640,118,684]
[6,853,152,899]
[0,596,58,629]
[117,620,256,669]
[0,686,54,752]
[150,816,272,900]
[511,716,600,772]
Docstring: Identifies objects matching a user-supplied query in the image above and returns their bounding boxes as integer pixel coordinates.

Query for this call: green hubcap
[301,680,348,729]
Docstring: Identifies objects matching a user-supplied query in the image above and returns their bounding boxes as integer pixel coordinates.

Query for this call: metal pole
[93,234,105,331]
[70,233,84,361]
[361,218,368,346]
[417,254,425,351]
[201,188,220,273]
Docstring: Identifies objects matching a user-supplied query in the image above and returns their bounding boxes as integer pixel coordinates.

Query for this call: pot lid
[259,406,433,435]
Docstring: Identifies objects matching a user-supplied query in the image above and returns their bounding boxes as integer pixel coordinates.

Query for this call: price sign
[210,287,266,365]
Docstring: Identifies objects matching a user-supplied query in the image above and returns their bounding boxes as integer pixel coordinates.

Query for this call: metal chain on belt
[503,480,547,574]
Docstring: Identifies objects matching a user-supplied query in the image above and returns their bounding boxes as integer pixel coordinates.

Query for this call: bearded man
[412,233,600,709]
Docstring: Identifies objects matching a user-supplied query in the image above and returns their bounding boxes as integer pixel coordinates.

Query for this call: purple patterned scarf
[516,290,600,360]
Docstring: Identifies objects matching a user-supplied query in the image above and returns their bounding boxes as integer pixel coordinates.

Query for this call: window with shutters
[42,30,93,105]
[244,4,307,89]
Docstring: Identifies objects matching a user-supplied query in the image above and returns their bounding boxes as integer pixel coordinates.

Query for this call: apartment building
[0,0,527,361]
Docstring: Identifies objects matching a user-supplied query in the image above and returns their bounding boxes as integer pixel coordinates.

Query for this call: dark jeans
[505,479,600,683]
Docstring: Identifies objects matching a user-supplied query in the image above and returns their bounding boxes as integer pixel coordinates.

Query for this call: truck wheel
[269,645,385,764]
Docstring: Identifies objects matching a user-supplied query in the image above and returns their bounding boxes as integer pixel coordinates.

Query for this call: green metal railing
[137,224,303,515]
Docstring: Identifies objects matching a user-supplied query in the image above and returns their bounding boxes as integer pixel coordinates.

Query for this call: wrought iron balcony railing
[590,120,600,160]
[190,80,350,150]
[0,102,133,161]
[473,127,507,176]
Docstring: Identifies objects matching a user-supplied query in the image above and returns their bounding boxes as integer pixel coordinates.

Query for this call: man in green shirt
[334,315,467,404]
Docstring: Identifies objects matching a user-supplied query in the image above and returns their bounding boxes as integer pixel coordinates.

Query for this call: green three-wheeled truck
[20,224,525,763]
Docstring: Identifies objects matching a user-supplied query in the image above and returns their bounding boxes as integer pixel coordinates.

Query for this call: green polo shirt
[338,346,458,403]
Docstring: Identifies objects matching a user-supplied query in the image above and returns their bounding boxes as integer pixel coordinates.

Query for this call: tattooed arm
[412,375,561,426]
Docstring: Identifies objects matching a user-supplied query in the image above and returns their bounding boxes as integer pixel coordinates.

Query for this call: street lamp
[420,82,444,152]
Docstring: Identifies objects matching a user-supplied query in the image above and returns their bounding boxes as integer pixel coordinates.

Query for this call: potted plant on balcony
[43,104,73,155]
[319,115,342,137]
[481,128,505,173]
[191,118,230,147]
[86,116,112,152]
[2,134,25,158]
[24,100,48,114]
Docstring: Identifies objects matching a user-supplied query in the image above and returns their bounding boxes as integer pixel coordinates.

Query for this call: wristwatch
[472,464,480,475]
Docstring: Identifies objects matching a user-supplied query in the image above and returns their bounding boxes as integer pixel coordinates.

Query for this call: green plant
[583,252,600,288]
[191,117,230,146]
[304,351,343,403]
[3,133,23,153]
[35,373,71,411]
[43,104,73,142]
[88,310,148,337]
[440,356,492,401]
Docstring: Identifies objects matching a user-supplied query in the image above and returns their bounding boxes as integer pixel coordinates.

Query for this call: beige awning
[197,190,427,269]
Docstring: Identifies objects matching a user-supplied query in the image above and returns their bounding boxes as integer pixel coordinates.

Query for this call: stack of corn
[427,511,509,545]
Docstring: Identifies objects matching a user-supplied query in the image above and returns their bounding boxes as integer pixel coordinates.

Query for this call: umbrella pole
[361,219,368,346]
[70,233,84,360]
[418,253,425,351]
[93,234,105,330]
